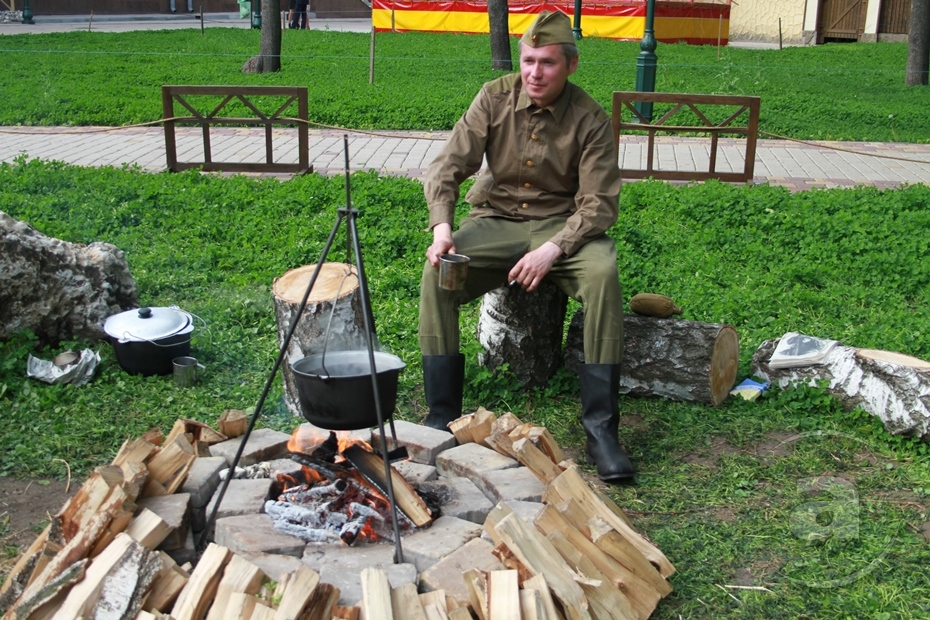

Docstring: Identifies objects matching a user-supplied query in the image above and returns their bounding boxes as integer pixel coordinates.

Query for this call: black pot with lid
[103,306,194,376]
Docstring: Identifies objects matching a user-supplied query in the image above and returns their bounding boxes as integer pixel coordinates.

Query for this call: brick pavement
[2,125,929,192]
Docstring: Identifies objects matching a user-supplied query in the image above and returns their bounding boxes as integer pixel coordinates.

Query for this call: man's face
[520,43,578,108]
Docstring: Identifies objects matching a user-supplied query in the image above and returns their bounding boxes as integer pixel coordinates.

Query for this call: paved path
[2,125,930,191]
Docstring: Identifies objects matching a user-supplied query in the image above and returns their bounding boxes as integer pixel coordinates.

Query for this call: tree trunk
[752,339,930,439]
[477,281,568,387]
[488,0,513,71]
[259,0,282,73]
[906,0,930,86]
[565,311,740,406]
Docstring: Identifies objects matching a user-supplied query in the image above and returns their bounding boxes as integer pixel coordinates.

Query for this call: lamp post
[634,0,657,122]
[21,0,35,24]
[572,0,582,40]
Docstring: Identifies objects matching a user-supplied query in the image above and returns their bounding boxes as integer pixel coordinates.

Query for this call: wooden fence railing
[611,92,761,183]
[161,85,311,175]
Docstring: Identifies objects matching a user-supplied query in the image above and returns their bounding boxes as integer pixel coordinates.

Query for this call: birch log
[752,339,930,439]
[273,263,369,416]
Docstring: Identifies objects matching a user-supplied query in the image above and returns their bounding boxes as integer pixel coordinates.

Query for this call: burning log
[342,445,433,528]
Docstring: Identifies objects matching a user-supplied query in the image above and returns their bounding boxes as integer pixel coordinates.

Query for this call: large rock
[0,212,137,344]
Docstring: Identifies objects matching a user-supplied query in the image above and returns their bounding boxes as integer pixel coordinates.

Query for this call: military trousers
[418,216,624,364]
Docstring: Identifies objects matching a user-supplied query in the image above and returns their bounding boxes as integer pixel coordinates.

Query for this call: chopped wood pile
[0,409,675,620]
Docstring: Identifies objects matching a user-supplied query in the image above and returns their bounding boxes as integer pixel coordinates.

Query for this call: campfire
[265,425,434,546]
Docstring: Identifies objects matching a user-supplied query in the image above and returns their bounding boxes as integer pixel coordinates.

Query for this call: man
[418,10,633,482]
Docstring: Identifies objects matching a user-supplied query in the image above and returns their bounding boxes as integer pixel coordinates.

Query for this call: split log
[752,340,930,439]
[487,570,521,620]
[0,526,50,615]
[140,433,196,498]
[218,410,248,438]
[273,564,321,620]
[56,465,124,543]
[343,445,433,527]
[477,281,568,388]
[566,311,740,406]
[205,555,265,620]
[2,558,87,620]
[417,591,447,613]
[171,543,232,620]
[447,608,472,620]
[519,589,545,620]
[521,575,559,620]
[142,553,189,614]
[390,583,427,620]
[300,582,340,620]
[360,567,393,620]
[510,438,563,484]
[272,263,369,417]
[124,509,172,551]
[462,570,488,620]
[332,606,361,620]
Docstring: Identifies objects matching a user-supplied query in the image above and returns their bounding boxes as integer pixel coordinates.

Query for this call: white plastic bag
[26,349,100,386]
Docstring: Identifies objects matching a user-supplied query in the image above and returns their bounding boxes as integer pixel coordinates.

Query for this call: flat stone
[303,544,416,605]
[165,528,197,566]
[435,443,519,494]
[214,514,306,558]
[393,460,438,485]
[478,467,546,503]
[136,493,190,551]
[400,515,482,572]
[418,477,493,525]
[209,428,292,467]
[419,538,504,608]
[238,551,304,582]
[369,420,457,465]
[180,456,226,508]
[265,458,303,479]
[204,478,272,525]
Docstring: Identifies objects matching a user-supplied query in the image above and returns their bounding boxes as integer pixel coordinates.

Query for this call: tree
[488,0,513,71]
[906,0,929,86]
[244,0,282,73]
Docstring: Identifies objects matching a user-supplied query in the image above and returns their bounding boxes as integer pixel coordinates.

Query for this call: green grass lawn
[1,27,930,619]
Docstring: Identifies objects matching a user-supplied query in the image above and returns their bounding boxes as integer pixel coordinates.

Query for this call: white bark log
[753,340,930,439]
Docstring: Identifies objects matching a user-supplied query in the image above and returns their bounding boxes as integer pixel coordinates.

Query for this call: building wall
[727,0,807,44]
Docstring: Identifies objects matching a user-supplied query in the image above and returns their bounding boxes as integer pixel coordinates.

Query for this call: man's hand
[426,223,456,267]
[508,242,563,292]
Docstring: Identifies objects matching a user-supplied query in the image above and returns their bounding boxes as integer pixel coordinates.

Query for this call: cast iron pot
[290,350,406,430]
[103,307,194,376]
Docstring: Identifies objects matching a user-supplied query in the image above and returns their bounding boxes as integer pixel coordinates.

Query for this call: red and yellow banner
[371,1,730,45]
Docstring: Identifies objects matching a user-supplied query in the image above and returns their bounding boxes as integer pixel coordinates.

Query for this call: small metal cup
[172,356,205,388]
[439,254,469,291]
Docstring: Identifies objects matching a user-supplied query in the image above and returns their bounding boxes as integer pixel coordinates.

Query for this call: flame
[336,431,372,453]
[287,424,332,455]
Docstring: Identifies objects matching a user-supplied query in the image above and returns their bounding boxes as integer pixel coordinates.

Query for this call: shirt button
[531,134,539,141]
[523,182,532,189]
[521,203,529,209]
[526,160,534,167]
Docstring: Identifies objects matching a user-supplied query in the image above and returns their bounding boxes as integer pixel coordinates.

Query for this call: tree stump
[565,310,740,406]
[752,339,930,439]
[272,263,368,417]
[476,281,568,387]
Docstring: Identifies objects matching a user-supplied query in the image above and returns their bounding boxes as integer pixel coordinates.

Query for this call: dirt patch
[682,435,741,468]
[618,414,648,430]
[920,522,930,542]
[1,476,77,579]
[750,430,799,460]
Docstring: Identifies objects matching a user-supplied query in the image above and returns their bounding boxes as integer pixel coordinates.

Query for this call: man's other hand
[508,242,563,292]
[426,223,456,267]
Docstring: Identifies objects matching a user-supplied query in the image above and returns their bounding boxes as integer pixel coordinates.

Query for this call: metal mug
[172,356,205,388]
[439,254,469,291]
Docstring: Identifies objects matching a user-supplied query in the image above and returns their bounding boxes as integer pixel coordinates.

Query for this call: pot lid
[103,306,192,343]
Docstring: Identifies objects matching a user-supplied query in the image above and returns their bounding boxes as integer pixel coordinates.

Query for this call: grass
[1,26,930,618]
[0,28,929,141]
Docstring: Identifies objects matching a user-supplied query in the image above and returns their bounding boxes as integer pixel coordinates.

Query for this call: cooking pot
[290,350,406,430]
[103,306,194,376]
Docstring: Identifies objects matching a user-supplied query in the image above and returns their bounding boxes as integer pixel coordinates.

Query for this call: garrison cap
[520,11,574,48]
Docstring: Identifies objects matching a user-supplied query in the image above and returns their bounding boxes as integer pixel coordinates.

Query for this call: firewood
[273,564,321,620]
[119,460,151,502]
[135,610,157,620]
[171,543,232,620]
[389,583,427,620]
[140,428,165,447]
[249,602,278,620]
[218,410,249,439]
[88,486,137,558]
[587,517,673,598]
[205,554,266,620]
[535,504,665,615]
[112,438,159,469]
[142,552,189,613]
[522,427,565,465]
[482,502,515,546]
[2,558,86,620]
[360,567,392,620]
[299,582,340,620]
[56,465,124,543]
[487,570,520,620]
[492,513,591,620]
[0,525,50,613]
[447,608,472,620]
[519,589,544,620]
[342,446,432,527]
[331,605,360,620]
[125,508,172,551]
[461,569,487,620]
[546,531,637,620]
[416,590,446,613]
[511,438,562,484]
[468,407,497,446]
[483,431,517,459]
[489,413,523,437]
[521,575,559,620]
[448,413,476,445]
[544,467,675,579]
[166,419,228,447]
[224,592,258,620]
[140,433,196,498]
[49,533,160,620]
[422,602,449,620]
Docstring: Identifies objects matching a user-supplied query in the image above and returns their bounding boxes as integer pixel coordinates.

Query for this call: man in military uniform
[418,11,633,482]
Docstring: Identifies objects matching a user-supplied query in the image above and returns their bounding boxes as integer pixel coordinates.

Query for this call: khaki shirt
[424,72,621,257]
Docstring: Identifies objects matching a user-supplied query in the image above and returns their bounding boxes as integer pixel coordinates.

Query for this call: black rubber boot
[578,363,635,483]
[422,354,465,432]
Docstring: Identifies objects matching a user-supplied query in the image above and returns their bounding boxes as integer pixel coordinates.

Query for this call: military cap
[520,10,574,48]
